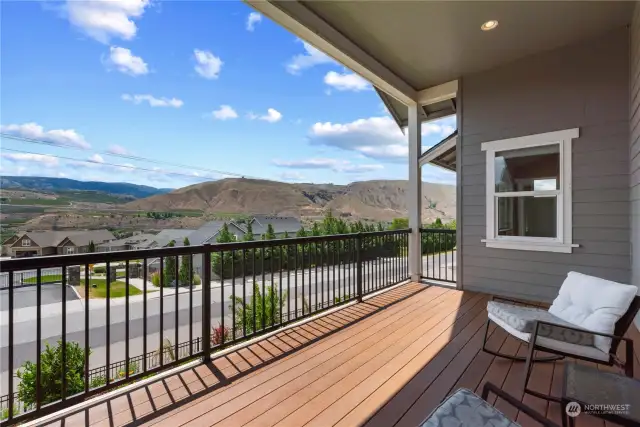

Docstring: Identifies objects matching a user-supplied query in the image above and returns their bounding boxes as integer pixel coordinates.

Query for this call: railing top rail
[419,228,456,233]
[0,229,412,272]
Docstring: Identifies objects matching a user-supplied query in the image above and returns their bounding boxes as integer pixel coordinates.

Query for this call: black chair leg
[482,318,563,362]
[523,343,561,403]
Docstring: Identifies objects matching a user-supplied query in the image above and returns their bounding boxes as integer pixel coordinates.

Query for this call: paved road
[0,252,455,394]
[0,284,78,310]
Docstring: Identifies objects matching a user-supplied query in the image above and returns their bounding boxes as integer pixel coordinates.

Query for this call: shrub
[151,272,160,287]
[93,266,106,274]
[117,362,140,379]
[16,340,87,407]
[193,274,202,286]
[211,323,231,346]
[89,375,106,389]
[1,407,18,421]
[230,282,285,335]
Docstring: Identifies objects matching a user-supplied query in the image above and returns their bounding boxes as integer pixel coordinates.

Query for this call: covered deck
[43,283,640,427]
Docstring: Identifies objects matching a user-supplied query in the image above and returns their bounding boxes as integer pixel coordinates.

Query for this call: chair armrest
[491,296,540,308]
[532,320,632,344]
[481,383,560,427]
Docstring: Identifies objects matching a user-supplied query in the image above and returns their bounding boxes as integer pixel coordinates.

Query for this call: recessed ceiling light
[481,20,499,31]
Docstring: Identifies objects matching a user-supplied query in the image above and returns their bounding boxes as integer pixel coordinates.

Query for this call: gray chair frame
[482,295,639,402]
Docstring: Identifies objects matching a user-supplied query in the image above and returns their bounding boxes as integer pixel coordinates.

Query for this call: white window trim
[66,247,75,254]
[480,128,579,253]
[22,239,31,247]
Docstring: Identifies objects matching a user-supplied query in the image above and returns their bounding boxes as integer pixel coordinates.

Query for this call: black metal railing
[0,229,410,425]
[420,228,456,283]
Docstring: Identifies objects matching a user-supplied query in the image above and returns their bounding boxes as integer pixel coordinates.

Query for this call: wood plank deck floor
[44,283,640,427]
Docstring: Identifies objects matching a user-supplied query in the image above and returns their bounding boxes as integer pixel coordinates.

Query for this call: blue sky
[0,0,456,189]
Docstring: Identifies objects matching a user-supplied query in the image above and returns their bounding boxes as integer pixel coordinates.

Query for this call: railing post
[202,244,212,363]
[356,233,363,302]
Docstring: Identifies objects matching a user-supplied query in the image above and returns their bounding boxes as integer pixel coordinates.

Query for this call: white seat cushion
[488,312,609,361]
[487,301,594,346]
[549,272,638,353]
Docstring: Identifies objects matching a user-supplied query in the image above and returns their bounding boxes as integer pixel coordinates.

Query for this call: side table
[562,362,640,427]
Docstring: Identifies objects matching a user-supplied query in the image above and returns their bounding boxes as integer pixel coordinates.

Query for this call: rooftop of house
[8,229,115,248]
[97,233,158,248]
[152,228,197,247]
[250,215,302,235]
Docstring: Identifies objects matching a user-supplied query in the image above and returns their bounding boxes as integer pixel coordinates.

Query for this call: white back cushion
[548,272,638,353]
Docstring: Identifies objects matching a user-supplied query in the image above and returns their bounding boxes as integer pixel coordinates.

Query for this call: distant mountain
[125,178,456,222]
[0,176,171,199]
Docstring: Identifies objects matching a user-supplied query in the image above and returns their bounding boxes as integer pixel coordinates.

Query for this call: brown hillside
[124,178,455,222]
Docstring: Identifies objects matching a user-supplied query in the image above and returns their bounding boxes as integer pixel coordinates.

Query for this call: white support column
[408,104,422,282]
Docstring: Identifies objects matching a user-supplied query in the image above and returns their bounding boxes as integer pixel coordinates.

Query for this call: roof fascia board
[419,135,457,167]
[245,0,418,105]
[417,80,458,106]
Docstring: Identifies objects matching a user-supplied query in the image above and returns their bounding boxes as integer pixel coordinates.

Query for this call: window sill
[481,239,579,253]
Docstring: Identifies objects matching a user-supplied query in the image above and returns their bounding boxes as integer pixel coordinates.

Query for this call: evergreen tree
[212,224,238,279]
[389,218,409,230]
[217,223,234,243]
[179,237,192,285]
[283,231,290,239]
[311,222,322,236]
[163,240,176,287]
[88,240,96,252]
[265,224,276,240]
[376,222,385,232]
[322,210,337,235]
[296,226,307,238]
[243,222,255,241]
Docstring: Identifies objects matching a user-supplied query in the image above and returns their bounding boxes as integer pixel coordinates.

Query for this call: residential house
[4,230,115,258]
[1,235,19,256]
[249,215,301,238]
[96,233,157,252]
[151,229,196,247]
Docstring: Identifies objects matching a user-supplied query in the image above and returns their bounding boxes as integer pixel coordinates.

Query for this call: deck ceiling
[300,1,633,92]
[253,1,633,127]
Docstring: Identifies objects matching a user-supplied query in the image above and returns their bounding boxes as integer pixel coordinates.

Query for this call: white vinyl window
[66,247,75,254]
[481,128,579,253]
[22,239,31,247]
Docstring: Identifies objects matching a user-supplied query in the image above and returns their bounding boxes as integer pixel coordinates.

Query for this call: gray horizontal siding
[460,27,631,302]
[631,4,640,328]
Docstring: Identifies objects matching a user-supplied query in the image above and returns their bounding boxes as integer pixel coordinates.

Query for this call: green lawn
[76,279,142,299]
[22,274,63,284]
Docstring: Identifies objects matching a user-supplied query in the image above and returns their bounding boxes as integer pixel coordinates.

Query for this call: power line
[0,147,227,182]
[0,133,264,180]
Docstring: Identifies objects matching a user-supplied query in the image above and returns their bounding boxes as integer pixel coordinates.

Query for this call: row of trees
[149,212,455,285]
[209,211,455,280]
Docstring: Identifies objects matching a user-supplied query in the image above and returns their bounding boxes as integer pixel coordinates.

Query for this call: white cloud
[0,122,91,149]
[211,105,238,120]
[194,49,222,79]
[286,40,335,74]
[249,108,282,123]
[65,0,152,44]
[107,144,130,155]
[278,171,306,182]
[121,94,183,108]
[310,117,406,161]
[106,46,149,76]
[324,71,371,92]
[308,116,457,161]
[1,153,59,167]
[272,158,383,174]
[88,154,105,164]
[246,12,262,31]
